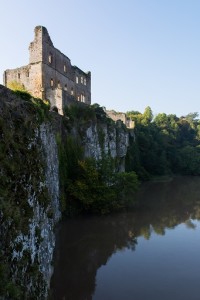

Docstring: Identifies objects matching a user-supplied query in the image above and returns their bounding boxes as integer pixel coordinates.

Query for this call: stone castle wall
[4,26,91,113]
[4,63,43,99]
[106,110,135,129]
[3,26,135,129]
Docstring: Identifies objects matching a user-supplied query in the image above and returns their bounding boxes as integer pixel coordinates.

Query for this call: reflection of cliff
[50,216,137,300]
[50,176,200,300]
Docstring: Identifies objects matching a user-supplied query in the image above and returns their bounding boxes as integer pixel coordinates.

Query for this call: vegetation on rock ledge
[57,104,139,215]
[0,88,51,299]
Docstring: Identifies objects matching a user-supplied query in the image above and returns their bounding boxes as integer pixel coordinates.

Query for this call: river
[50,176,200,300]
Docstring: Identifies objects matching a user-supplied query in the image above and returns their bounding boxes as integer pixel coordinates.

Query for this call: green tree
[142,106,153,125]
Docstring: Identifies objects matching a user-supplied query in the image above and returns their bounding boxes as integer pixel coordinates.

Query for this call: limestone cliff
[0,86,129,299]
[84,121,129,171]
[0,86,61,298]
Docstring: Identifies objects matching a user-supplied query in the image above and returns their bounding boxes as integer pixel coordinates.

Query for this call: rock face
[0,85,130,298]
[0,86,61,298]
[11,124,61,298]
[84,120,129,171]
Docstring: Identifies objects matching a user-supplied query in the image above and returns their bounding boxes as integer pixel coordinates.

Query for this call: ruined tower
[4,26,91,114]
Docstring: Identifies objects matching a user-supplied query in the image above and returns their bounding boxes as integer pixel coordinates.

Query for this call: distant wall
[4,63,43,99]
[106,110,127,124]
[106,110,135,129]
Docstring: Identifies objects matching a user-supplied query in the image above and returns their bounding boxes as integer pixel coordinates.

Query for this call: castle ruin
[106,110,135,129]
[4,26,91,115]
[3,26,135,129]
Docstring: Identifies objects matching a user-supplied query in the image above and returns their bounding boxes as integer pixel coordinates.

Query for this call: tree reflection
[50,176,200,300]
[185,219,197,229]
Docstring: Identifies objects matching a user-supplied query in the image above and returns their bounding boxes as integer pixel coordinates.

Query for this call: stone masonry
[106,110,135,129]
[4,26,91,115]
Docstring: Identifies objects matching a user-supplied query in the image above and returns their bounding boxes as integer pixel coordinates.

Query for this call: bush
[67,157,139,214]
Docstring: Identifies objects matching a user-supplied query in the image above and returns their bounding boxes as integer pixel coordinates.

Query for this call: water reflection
[50,176,200,300]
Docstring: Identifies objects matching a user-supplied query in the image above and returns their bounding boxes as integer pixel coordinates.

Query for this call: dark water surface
[51,176,200,300]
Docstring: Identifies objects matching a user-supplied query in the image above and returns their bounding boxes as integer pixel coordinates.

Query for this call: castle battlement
[4,26,91,115]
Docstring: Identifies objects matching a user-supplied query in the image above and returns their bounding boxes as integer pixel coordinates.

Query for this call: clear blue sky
[0,0,200,117]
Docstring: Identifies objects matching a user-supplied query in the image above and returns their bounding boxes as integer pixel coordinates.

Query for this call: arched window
[18,73,20,79]
[71,87,74,95]
[84,78,87,85]
[64,84,67,91]
[76,76,79,84]
[48,54,52,64]
[81,93,85,102]
[64,64,67,72]
[50,78,54,87]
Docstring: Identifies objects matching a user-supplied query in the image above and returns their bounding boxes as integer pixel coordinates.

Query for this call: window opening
[81,93,85,102]
[49,54,52,64]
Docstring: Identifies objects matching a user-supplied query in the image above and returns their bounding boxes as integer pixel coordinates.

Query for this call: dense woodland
[126,106,200,178]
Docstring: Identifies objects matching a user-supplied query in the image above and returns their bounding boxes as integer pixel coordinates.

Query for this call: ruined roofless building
[4,26,91,114]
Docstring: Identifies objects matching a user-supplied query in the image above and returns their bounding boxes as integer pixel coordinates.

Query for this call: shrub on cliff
[7,80,50,122]
[67,158,139,214]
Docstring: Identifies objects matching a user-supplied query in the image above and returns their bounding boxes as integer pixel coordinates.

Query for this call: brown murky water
[51,176,200,300]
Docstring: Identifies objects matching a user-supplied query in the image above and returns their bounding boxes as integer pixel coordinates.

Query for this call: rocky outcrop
[11,124,61,296]
[84,120,129,171]
[0,86,61,299]
[0,85,130,298]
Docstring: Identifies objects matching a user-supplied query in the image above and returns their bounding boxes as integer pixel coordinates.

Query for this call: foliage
[64,103,112,129]
[0,261,22,299]
[0,93,50,298]
[67,158,139,214]
[92,103,108,121]
[57,104,133,214]
[64,104,96,123]
[7,80,27,92]
[126,106,200,179]
[184,112,199,124]
[8,80,50,122]
[178,146,200,175]
[114,172,139,206]
[56,133,84,213]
